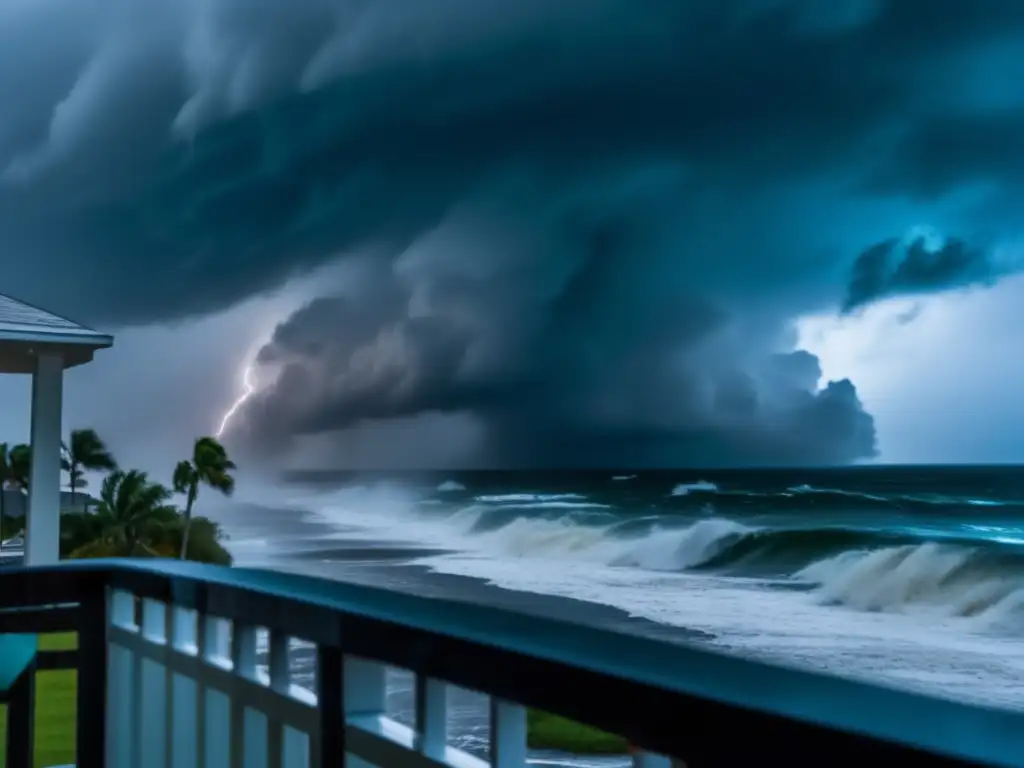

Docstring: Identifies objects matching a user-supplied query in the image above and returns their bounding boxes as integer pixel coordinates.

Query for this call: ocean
[219,465,1024,760]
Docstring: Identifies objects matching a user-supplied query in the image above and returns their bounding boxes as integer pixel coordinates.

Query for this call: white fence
[104,589,674,768]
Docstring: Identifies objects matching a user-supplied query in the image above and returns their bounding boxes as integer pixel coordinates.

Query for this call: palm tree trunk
[179,484,197,560]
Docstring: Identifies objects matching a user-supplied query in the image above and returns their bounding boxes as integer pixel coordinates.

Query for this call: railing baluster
[267,631,290,768]
[231,624,260,768]
[342,658,386,768]
[170,664,200,768]
[415,675,448,760]
[282,726,309,768]
[106,591,136,768]
[204,686,232,767]
[490,699,527,768]
[199,614,232,767]
[138,599,170,768]
[170,606,199,768]
[243,707,271,768]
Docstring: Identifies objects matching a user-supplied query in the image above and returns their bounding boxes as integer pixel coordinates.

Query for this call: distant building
[0,488,98,517]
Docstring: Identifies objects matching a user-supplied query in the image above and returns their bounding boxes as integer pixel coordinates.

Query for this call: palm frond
[68,428,118,471]
[172,460,196,494]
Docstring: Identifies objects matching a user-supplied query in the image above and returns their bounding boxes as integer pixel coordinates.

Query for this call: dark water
[283,464,1024,502]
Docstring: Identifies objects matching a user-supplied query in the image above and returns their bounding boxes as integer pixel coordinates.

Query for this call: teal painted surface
[0,632,37,690]
[13,558,1024,767]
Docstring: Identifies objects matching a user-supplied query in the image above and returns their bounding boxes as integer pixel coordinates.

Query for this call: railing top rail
[3,558,1022,767]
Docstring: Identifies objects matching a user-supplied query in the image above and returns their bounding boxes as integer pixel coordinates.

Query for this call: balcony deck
[0,558,1021,768]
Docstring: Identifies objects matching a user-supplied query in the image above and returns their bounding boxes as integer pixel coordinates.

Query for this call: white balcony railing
[1,559,1023,768]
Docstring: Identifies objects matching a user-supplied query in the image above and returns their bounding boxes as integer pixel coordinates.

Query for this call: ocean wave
[474,493,587,503]
[445,508,1024,622]
[299,482,1024,626]
[795,543,1024,625]
[437,480,466,492]
[670,481,719,496]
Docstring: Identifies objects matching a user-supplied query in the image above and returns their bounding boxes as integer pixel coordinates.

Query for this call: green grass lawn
[0,632,627,764]
[526,709,629,754]
[0,633,77,768]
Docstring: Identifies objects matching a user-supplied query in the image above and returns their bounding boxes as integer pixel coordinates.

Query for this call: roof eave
[0,329,114,349]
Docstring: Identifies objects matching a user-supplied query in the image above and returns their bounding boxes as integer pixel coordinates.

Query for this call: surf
[291,480,1024,626]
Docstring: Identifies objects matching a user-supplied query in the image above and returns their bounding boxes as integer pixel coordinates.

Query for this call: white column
[26,351,64,566]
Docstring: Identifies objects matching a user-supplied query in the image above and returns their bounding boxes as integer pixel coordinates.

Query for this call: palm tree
[8,444,31,493]
[69,470,179,558]
[61,428,117,507]
[173,437,236,560]
[1,444,31,553]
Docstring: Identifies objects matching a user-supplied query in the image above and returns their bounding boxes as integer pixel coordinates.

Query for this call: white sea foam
[475,493,587,503]
[670,481,718,496]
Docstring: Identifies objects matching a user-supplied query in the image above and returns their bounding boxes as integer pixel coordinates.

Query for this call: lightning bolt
[215,363,257,438]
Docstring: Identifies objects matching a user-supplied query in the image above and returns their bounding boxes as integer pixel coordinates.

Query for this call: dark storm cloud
[869,107,1024,201]
[4,0,1024,466]
[237,245,877,467]
[4,0,1024,322]
[842,235,1012,312]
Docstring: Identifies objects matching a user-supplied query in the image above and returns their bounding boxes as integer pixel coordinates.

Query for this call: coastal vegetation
[172,436,237,559]
[62,427,117,507]
[527,710,629,753]
[0,428,233,565]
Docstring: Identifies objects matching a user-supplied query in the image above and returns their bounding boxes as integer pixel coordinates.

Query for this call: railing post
[314,646,345,768]
[77,586,109,768]
[6,664,35,768]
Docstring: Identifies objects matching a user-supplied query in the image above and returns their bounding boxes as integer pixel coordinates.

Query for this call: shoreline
[257,549,713,646]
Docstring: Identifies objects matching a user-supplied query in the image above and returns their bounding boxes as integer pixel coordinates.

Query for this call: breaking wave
[453,511,1024,625]
[670,480,719,496]
[300,482,1024,626]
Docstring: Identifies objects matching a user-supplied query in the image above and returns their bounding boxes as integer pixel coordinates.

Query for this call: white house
[0,292,112,564]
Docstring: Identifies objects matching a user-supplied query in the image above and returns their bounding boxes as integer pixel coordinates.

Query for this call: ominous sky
[1,0,1023,471]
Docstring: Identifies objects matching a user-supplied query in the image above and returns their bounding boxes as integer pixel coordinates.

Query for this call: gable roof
[0,292,112,346]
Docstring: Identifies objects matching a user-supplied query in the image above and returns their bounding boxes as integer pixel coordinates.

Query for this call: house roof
[0,292,113,372]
